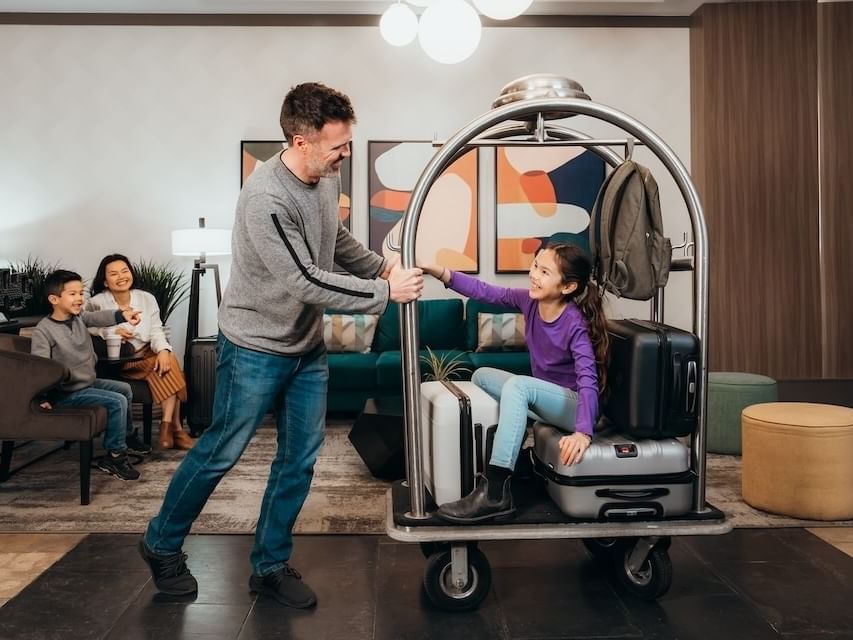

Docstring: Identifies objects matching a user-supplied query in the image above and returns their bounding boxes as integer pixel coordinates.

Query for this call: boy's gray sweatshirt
[219,154,390,355]
[30,310,124,392]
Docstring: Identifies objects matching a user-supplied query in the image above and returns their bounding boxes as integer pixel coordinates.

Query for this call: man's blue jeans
[55,378,133,452]
[472,367,578,470]
[145,333,328,577]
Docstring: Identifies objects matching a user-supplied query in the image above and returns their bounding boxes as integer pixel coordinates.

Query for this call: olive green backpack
[590,160,672,300]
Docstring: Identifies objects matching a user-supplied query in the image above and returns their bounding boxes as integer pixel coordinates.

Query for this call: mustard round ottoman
[742,402,853,521]
[708,372,777,454]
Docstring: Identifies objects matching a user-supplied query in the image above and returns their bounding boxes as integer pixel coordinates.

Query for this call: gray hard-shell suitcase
[532,423,693,520]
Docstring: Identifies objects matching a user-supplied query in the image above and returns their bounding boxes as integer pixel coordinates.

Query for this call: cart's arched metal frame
[385,96,730,608]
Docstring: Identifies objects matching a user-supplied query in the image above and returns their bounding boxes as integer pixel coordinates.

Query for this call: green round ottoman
[707,372,777,454]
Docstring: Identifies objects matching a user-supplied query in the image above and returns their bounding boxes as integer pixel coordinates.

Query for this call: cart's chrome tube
[399,97,709,517]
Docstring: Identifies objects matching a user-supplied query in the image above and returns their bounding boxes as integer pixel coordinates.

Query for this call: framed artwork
[367,140,479,273]
[240,140,352,231]
[494,147,605,273]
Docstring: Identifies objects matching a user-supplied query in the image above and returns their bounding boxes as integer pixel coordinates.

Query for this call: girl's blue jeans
[472,367,578,471]
[145,333,328,577]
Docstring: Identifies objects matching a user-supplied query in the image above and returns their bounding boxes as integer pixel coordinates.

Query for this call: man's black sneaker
[125,432,152,455]
[96,450,140,481]
[138,540,198,596]
[249,565,317,608]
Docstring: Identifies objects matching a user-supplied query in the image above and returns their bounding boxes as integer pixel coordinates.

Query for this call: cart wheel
[613,546,673,601]
[423,548,491,611]
[582,537,622,560]
[419,541,450,558]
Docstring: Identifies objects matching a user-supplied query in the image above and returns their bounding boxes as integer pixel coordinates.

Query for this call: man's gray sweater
[31,310,124,392]
[219,154,390,355]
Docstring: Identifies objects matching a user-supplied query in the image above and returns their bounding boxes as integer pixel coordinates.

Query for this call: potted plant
[421,347,472,382]
[131,259,189,325]
[9,256,61,317]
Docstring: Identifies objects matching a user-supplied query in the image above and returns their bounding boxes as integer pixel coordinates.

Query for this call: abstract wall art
[368,140,479,273]
[241,140,353,231]
[494,147,605,273]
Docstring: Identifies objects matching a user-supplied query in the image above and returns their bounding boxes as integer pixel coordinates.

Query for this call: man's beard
[309,157,341,178]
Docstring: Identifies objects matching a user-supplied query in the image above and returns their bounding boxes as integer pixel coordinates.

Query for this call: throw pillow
[323,313,379,353]
[477,312,526,352]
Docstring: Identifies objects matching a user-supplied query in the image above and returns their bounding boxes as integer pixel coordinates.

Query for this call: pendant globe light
[380,1,419,47]
[472,0,534,20]
[418,0,482,64]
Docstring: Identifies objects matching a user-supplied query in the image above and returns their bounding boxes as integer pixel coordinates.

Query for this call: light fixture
[472,0,533,20]
[418,0,482,65]
[172,217,231,377]
[380,1,419,47]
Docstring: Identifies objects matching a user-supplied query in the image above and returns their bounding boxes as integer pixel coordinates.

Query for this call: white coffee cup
[105,334,122,359]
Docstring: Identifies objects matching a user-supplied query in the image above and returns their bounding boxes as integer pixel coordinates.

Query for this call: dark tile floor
[1,529,852,640]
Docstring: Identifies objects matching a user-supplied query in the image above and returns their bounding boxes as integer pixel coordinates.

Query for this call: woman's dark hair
[279,82,356,144]
[546,243,610,394]
[91,254,138,297]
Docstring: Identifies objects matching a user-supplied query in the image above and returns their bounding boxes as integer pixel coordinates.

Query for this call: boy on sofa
[31,269,144,481]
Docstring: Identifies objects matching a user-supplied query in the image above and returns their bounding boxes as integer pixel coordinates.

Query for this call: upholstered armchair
[0,334,106,505]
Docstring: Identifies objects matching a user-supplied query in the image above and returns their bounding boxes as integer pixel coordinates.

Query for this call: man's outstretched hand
[388,262,424,303]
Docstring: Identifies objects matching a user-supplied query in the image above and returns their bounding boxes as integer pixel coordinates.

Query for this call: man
[139,82,423,608]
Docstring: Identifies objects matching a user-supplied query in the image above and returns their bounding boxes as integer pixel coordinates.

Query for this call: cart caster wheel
[582,537,622,560]
[419,541,450,558]
[613,546,673,601]
[423,548,491,611]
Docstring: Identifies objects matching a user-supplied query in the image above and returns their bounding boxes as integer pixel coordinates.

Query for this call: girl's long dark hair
[91,254,138,297]
[547,243,610,394]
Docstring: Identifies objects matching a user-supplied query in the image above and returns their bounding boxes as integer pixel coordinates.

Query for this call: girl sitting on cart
[422,243,608,523]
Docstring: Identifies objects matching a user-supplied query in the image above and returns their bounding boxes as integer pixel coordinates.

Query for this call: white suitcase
[420,380,500,506]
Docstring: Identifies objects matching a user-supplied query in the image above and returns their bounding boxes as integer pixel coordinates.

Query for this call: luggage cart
[386,74,731,611]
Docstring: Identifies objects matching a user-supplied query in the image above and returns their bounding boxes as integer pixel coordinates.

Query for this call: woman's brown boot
[171,424,195,450]
[158,421,174,450]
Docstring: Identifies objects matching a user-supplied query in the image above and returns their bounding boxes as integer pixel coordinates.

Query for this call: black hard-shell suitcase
[186,336,217,435]
[604,319,699,438]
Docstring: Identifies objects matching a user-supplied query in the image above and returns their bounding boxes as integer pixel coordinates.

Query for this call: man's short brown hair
[280,82,356,144]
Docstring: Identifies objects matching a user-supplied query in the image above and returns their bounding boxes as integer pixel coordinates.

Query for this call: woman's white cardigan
[86,289,173,354]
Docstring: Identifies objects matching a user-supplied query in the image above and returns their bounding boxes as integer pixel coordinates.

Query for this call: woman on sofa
[422,243,608,523]
[87,254,194,451]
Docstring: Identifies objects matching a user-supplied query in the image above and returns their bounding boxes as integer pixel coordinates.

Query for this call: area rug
[1,423,850,534]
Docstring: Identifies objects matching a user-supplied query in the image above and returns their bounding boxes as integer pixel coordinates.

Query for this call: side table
[348,396,406,481]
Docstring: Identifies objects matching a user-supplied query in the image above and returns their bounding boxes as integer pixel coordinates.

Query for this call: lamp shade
[171,228,232,256]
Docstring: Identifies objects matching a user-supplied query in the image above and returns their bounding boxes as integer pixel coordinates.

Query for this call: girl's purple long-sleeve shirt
[447,271,599,435]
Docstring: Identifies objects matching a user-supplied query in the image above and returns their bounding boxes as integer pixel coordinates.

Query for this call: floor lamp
[171,218,231,425]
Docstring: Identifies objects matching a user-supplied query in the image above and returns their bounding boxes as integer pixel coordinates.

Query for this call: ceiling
[0,0,733,17]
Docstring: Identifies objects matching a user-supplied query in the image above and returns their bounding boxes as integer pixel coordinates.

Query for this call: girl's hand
[154,350,172,377]
[380,252,401,280]
[421,263,449,282]
[122,309,142,325]
[559,432,591,466]
[116,327,135,342]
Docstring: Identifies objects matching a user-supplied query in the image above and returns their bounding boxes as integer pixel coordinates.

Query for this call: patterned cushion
[476,312,526,352]
[323,313,379,353]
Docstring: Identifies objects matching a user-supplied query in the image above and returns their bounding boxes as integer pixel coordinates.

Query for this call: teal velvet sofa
[326,298,531,414]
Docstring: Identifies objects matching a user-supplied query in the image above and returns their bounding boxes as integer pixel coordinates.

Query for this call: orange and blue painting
[241,140,352,231]
[368,141,479,273]
[495,147,604,272]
